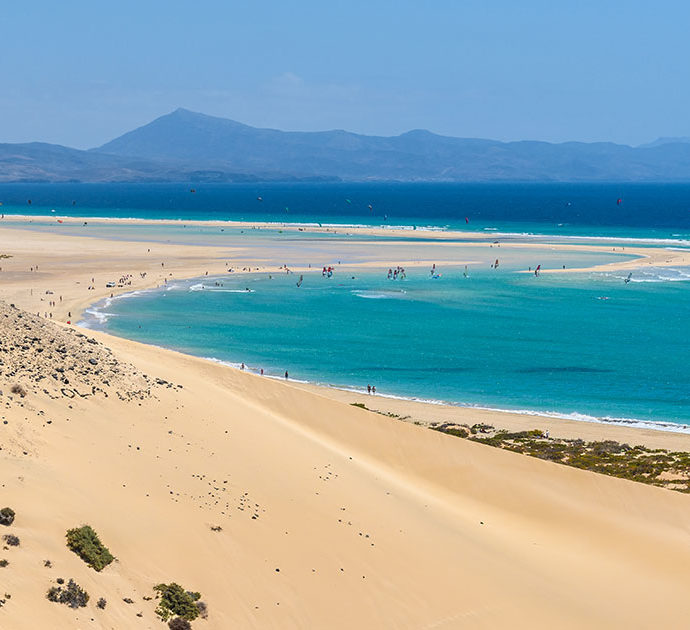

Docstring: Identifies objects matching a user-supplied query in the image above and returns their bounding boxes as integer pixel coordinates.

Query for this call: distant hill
[0,142,169,183]
[0,138,337,184]
[638,136,690,149]
[2,108,690,182]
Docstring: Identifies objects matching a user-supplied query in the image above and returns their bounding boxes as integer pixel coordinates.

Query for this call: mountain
[0,139,336,184]
[0,142,172,183]
[93,109,690,181]
[3,108,690,182]
[638,136,690,148]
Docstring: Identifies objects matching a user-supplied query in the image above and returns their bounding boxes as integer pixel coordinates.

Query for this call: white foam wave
[352,289,407,299]
[79,308,120,328]
[491,232,690,246]
[189,283,253,293]
[600,266,690,283]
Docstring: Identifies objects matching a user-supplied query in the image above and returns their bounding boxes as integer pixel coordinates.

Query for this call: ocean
[4,182,690,429]
[2,181,690,235]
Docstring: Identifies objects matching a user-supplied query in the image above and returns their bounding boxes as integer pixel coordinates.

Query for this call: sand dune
[0,316,688,628]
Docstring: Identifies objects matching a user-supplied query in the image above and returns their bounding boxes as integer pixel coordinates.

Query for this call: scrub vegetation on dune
[0,507,15,526]
[46,578,90,608]
[153,582,204,623]
[66,525,115,571]
[2,534,20,547]
[431,423,690,492]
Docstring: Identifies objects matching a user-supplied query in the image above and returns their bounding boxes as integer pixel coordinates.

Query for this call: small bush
[65,525,114,571]
[168,619,193,630]
[0,559,8,568]
[10,384,26,397]
[2,534,19,547]
[470,423,494,434]
[96,597,107,609]
[46,579,89,608]
[196,600,208,619]
[0,508,15,526]
[153,583,201,622]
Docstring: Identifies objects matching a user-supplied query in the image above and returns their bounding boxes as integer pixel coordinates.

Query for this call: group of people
[387,266,406,280]
[322,266,334,278]
[366,384,377,394]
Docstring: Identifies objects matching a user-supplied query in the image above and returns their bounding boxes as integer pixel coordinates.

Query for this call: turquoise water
[86,258,690,428]
[6,217,690,251]
[9,182,688,429]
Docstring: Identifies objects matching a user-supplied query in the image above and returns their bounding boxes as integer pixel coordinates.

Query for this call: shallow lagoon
[86,256,690,428]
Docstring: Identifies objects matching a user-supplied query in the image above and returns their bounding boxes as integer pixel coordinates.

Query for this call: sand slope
[1,318,689,629]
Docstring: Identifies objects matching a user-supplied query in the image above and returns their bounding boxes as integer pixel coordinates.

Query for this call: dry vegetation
[431,423,690,492]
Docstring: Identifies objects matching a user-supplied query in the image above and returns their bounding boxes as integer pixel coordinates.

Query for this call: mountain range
[2,108,690,183]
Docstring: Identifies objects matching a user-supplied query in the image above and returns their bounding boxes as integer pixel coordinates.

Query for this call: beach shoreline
[1,219,688,447]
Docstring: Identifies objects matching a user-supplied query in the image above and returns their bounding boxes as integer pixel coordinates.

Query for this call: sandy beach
[1,218,689,628]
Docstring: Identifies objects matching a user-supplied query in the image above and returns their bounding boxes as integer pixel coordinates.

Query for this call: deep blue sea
[2,181,690,235]
[5,183,689,429]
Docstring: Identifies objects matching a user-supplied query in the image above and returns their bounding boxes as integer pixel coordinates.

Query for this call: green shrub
[0,508,15,526]
[153,583,201,622]
[168,619,193,630]
[65,525,114,571]
[0,559,8,568]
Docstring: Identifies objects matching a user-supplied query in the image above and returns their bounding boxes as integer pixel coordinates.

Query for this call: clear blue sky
[2,1,688,148]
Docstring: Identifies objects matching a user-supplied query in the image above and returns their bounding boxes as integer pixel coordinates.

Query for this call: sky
[1,1,689,148]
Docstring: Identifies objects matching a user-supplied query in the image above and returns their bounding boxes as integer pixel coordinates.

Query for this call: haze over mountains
[2,108,690,183]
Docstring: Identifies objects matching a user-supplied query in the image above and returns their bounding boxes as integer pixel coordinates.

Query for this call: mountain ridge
[1,108,690,182]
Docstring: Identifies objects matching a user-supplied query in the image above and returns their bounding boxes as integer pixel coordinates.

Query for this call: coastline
[2,217,690,627]
[4,213,690,275]
[1,218,688,447]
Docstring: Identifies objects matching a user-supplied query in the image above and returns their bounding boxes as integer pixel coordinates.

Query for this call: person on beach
[241,363,245,370]
[284,370,289,380]
[367,384,371,394]
[372,386,376,394]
